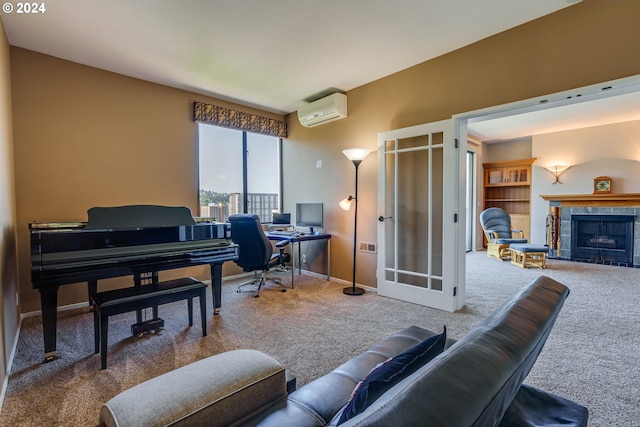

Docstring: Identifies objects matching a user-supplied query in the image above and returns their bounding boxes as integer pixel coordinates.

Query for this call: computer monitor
[272,212,291,225]
[295,203,323,233]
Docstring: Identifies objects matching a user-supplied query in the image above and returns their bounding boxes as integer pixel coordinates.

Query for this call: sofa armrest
[100,349,287,427]
[498,384,588,427]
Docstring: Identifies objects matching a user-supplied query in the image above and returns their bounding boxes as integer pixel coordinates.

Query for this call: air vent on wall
[359,242,377,253]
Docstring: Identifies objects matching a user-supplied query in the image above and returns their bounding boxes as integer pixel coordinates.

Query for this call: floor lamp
[340,148,371,296]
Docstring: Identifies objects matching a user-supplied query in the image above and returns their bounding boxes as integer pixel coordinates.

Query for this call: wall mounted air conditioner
[297,93,347,127]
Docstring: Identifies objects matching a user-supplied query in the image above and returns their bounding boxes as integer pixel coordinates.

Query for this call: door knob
[378,216,392,222]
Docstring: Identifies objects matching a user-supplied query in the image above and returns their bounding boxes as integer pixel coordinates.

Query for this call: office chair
[479,207,527,261]
[228,214,291,297]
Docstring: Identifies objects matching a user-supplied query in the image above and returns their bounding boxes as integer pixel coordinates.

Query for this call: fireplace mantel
[540,193,640,207]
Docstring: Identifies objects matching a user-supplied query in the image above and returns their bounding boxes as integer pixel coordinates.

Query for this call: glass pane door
[377,120,458,311]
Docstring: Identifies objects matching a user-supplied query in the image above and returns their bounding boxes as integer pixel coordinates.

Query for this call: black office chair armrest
[275,240,290,249]
[274,240,291,265]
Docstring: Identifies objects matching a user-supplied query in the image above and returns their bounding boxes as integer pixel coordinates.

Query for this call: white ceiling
[2,0,581,115]
[467,89,640,143]
[6,0,637,141]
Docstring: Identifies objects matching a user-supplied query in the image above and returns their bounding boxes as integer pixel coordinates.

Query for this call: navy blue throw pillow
[337,327,447,425]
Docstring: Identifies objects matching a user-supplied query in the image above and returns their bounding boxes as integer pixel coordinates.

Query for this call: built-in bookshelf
[483,158,536,241]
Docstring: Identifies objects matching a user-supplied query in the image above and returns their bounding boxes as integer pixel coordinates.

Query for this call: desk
[265,232,331,287]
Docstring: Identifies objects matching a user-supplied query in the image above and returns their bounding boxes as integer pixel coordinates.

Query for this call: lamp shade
[544,165,572,184]
[339,196,353,211]
[545,165,571,174]
[343,148,371,162]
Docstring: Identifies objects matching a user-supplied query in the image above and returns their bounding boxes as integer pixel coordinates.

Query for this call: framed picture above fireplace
[593,176,612,194]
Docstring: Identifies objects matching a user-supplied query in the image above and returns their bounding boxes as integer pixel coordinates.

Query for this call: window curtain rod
[193,101,287,138]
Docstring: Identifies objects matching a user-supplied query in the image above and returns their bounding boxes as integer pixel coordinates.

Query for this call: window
[198,123,281,223]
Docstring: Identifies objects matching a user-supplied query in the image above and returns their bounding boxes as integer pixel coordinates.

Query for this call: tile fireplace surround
[541,194,640,267]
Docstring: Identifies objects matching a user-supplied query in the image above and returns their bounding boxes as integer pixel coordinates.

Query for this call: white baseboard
[224,270,378,294]
[21,301,90,319]
[0,314,23,413]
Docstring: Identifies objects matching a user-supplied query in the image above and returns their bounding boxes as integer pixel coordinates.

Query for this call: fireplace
[570,214,634,266]
[541,194,640,268]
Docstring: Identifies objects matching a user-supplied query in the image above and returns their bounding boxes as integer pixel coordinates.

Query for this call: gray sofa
[99,276,588,427]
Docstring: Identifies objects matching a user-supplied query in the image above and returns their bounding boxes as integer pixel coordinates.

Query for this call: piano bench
[91,277,207,369]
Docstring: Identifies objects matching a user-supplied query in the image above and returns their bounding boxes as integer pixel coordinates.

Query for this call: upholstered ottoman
[509,244,549,269]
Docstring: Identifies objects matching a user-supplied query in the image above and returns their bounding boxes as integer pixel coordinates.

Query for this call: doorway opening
[455,74,640,251]
[465,150,475,252]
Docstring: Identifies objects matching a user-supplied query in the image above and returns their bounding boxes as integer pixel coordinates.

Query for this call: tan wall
[283,0,640,287]
[0,18,19,390]
[8,0,640,315]
[10,48,283,312]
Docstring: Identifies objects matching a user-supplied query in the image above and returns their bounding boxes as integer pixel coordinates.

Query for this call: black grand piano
[30,205,238,361]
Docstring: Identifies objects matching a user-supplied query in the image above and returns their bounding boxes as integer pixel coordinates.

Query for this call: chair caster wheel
[281,289,286,293]
[253,294,260,298]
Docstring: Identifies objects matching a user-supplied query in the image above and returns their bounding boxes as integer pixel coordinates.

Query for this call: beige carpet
[1,252,638,426]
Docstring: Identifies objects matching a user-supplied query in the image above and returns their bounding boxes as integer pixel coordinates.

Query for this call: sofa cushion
[336,327,447,425]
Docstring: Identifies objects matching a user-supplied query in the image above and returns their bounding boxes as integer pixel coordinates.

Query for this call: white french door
[376,119,463,312]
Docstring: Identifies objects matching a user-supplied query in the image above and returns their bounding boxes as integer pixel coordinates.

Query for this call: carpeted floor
[0,251,638,426]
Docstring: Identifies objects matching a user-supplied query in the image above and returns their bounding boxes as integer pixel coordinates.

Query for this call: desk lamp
[340,148,371,296]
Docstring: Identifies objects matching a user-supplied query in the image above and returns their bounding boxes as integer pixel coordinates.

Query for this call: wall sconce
[544,165,571,184]
[340,148,371,296]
